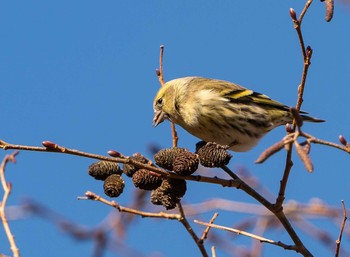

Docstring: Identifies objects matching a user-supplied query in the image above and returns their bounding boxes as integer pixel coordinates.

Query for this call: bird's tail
[300,114,325,123]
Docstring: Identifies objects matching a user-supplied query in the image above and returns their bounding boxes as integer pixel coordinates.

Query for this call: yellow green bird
[153,77,324,152]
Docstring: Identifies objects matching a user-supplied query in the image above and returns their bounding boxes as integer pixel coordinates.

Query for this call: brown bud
[88,161,122,180]
[107,150,122,157]
[289,8,297,20]
[42,141,58,149]
[132,169,163,190]
[339,135,348,146]
[155,69,161,77]
[196,142,232,168]
[173,151,199,176]
[306,46,313,58]
[103,174,125,198]
[123,153,151,177]
[285,123,293,133]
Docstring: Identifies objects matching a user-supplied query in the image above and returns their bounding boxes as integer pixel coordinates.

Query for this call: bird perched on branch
[153,77,324,152]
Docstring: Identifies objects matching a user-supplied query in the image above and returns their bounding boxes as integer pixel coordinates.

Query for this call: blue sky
[1,1,350,256]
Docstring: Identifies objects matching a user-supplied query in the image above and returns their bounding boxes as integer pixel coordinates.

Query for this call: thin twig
[263,130,349,208]
[307,137,350,154]
[276,0,314,211]
[290,0,313,60]
[0,139,240,188]
[295,131,350,154]
[276,148,293,208]
[177,202,209,257]
[0,152,20,257]
[81,191,181,220]
[170,120,179,147]
[200,212,219,242]
[295,46,312,113]
[157,45,165,86]
[211,246,216,257]
[251,217,269,257]
[156,45,178,147]
[82,192,208,257]
[221,165,273,210]
[258,132,350,171]
[335,201,347,257]
[299,0,313,23]
[194,220,296,251]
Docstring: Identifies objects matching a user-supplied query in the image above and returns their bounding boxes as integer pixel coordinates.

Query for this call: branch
[257,132,350,167]
[0,152,20,257]
[156,45,165,86]
[276,0,314,211]
[200,212,219,242]
[82,191,209,257]
[155,45,178,148]
[307,136,350,154]
[0,139,240,188]
[211,246,216,257]
[194,220,296,251]
[220,165,313,256]
[289,0,312,60]
[81,191,181,220]
[177,202,209,257]
[335,201,347,257]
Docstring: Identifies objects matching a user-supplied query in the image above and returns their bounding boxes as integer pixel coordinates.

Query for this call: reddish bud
[42,141,58,149]
[289,8,297,20]
[108,150,122,157]
[339,135,348,146]
[7,182,12,191]
[155,69,161,76]
[85,191,96,199]
[306,46,313,58]
[285,123,293,133]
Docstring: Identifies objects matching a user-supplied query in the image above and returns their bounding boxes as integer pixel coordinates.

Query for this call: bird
[153,77,324,152]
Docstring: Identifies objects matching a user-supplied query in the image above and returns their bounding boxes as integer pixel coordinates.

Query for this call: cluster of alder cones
[88,142,232,210]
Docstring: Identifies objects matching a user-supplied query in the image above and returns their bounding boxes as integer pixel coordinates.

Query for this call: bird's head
[152,81,177,127]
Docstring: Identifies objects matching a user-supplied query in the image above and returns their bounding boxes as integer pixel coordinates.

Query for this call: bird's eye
[157,98,163,105]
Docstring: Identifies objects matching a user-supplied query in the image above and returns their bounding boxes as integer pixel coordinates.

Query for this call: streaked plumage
[153,77,324,152]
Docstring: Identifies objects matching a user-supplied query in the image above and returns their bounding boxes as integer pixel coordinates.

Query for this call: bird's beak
[153,110,166,127]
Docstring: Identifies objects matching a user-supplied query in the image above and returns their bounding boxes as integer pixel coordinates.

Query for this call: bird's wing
[190,78,295,112]
[222,87,289,111]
